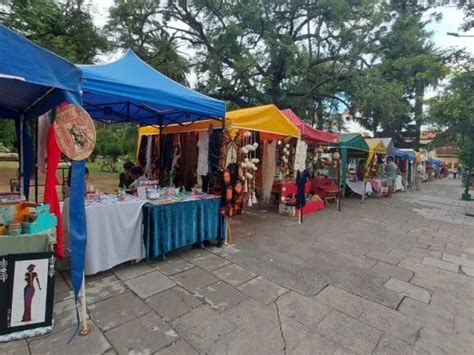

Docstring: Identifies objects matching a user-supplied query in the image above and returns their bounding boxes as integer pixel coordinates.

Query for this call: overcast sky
[90,2,473,133]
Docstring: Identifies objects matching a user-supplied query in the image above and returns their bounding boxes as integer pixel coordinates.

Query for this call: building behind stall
[419,130,460,173]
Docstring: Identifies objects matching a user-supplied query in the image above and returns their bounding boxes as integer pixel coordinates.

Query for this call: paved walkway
[2,179,473,354]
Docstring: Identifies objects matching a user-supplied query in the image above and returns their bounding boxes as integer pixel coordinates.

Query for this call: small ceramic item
[7,222,22,236]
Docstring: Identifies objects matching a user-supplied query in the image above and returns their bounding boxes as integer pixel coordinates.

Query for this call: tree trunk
[413,82,425,150]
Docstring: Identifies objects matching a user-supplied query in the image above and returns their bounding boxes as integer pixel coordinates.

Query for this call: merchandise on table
[0,202,57,236]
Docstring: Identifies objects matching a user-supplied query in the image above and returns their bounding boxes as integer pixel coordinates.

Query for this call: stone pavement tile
[431,292,474,320]
[373,334,414,355]
[422,256,459,272]
[195,281,247,311]
[0,339,29,355]
[54,273,72,303]
[155,340,198,355]
[315,285,378,319]
[333,346,357,355]
[384,278,431,303]
[171,305,236,353]
[207,244,240,257]
[366,251,400,265]
[442,253,474,268]
[113,261,155,281]
[88,292,150,331]
[414,326,474,354]
[154,257,194,276]
[84,270,115,284]
[280,315,313,352]
[316,311,382,355]
[29,322,111,354]
[51,298,89,334]
[105,312,178,354]
[287,330,338,355]
[221,299,279,336]
[171,267,219,293]
[238,276,288,304]
[187,253,231,272]
[208,326,284,355]
[365,250,400,265]
[454,315,474,335]
[359,300,421,344]
[212,263,257,286]
[178,249,210,260]
[276,291,330,329]
[146,286,202,322]
[461,265,474,277]
[125,270,175,299]
[372,262,414,282]
[398,297,454,334]
[85,275,127,304]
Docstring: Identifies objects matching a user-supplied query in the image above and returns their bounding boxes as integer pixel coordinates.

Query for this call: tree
[1,0,108,63]
[107,0,189,84]
[429,67,474,199]
[159,0,391,128]
[458,0,474,32]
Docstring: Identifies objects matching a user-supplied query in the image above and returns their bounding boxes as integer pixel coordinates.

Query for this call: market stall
[68,50,226,264]
[380,137,397,158]
[331,133,369,196]
[396,148,416,189]
[365,138,388,198]
[0,25,82,340]
[279,109,339,214]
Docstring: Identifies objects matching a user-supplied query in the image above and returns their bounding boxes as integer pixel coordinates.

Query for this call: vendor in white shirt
[128,166,148,192]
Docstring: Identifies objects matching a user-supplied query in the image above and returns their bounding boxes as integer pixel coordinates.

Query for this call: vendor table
[143,196,223,259]
[63,198,147,275]
[0,229,56,254]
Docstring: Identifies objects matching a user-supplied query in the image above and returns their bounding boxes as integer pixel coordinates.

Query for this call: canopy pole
[79,275,90,336]
[34,118,39,202]
[19,114,24,196]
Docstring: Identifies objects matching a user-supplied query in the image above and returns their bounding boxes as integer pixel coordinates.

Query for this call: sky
[90,2,473,133]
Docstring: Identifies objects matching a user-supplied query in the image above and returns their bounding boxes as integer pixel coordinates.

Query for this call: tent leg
[79,275,90,336]
[34,118,39,202]
[19,115,24,196]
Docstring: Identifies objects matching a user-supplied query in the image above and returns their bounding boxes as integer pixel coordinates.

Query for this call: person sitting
[356,159,365,181]
[119,161,135,189]
[128,166,148,192]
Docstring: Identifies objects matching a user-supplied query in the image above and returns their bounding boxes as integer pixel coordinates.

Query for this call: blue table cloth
[142,197,224,259]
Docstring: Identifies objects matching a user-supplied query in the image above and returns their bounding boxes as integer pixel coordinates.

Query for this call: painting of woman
[22,264,42,322]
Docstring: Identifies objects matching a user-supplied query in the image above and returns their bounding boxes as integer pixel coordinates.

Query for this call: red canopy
[281,109,338,145]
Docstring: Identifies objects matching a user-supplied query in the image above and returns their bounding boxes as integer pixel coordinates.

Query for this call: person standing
[385,156,398,197]
[416,161,425,191]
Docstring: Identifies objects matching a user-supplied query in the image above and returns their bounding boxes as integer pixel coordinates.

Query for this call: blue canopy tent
[77,50,226,125]
[0,24,87,336]
[396,148,416,188]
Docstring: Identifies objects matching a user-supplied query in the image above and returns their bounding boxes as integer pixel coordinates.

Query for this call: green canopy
[331,133,369,193]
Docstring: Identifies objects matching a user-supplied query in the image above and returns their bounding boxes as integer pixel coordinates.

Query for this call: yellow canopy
[365,138,387,176]
[138,104,300,142]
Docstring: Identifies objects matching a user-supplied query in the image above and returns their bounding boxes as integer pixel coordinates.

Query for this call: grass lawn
[0,160,119,201]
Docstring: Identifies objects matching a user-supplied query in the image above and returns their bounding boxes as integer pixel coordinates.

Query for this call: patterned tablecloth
[142,197,224,259]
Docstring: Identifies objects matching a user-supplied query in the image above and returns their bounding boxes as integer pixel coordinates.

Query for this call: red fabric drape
[44,124,63,260]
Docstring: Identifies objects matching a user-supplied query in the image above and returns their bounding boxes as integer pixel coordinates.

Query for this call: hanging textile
[197,130,209,177]
[293,140,308,179]
[145,135,153,177]
[159,134,174,187]
[43,124,64,260]
[37,112,51,174]
[208,129,223,192]
[221,163,244,217]
[262,140,277,202]
[295,170,308,209]
[179,132,198,191]
[69,160,86,298]
[137,135,148,167]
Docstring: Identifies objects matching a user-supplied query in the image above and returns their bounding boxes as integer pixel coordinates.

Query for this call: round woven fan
[54,104,96,161]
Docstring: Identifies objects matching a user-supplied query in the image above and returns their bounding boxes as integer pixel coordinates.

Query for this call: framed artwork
[0,252,56,335]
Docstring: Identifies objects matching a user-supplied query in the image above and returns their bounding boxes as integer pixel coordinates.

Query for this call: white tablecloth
[395,175,404,191]
[63,198,146,275]
[346,179,373,196]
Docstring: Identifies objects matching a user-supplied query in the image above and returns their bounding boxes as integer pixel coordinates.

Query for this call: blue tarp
[0,24,81,119]
[78,50,226,125]
[396,148,416,161]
